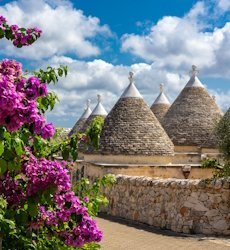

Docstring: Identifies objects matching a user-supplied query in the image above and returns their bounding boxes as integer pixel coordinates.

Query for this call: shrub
[0,15,103,249]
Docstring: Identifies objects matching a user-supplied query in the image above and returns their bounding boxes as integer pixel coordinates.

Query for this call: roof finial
[97,94,101,103]
[86,99,91,108]
[191,65,199,77]
[160,83,164,93]
[128,71,134,84]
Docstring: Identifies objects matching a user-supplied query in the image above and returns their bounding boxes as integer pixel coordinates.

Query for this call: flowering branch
[0,16,41,47]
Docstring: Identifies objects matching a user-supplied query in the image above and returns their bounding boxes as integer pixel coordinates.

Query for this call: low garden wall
[103,175,230,235]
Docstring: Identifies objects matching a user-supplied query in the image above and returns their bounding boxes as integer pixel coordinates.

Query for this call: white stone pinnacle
[121,71,143,98]
[91,94,108,116]
[153,84,170,105]
[186,65,204,88]
[81,99,92,119]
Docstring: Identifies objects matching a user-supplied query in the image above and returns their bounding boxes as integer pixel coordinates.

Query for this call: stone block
[205,209,219,217]
[212,220,229,231]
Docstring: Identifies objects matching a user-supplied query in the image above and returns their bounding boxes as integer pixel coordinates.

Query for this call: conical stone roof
[162,66,222,148]
[68,99,92,136]
[151,84,170,123]
[100,72,174,155]
[82,94,108,132]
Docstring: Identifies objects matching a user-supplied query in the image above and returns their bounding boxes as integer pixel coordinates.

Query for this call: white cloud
[42,56,230,128]
[217,0,230,12]
[209,89,230,112]
[0,0,111,60]
[1,0,229,128]
[42,56,229,127]
[121,1,230,78]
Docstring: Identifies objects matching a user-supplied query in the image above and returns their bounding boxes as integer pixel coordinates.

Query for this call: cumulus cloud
[209,89,230,113]
[217,0,230,12]
[121,1,230,77]
[0,0,111,60]
[1,0,229,128]
[42,56,230,128]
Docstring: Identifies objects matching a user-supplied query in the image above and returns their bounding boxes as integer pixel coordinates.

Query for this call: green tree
[215,108,230,177]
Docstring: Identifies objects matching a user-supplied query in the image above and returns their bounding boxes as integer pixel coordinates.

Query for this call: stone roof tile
[69,99,92,136]
[151,84,170,123]
[100,73,174,155]
[162,66,222,148]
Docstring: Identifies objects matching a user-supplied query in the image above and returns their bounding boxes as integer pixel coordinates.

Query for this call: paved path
[97,215,230,250]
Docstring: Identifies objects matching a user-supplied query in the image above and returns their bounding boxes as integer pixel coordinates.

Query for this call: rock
[101,175,230,236]
[205,209,219,217]
[180,206,189,217]
[212,220,229,231]
[199,193,209,202]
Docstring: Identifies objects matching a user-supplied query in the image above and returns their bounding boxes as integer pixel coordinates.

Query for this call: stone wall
[82,161,215,179]
[103,175,230,235]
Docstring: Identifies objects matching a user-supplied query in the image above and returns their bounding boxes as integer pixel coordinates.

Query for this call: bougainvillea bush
[0,16,102,249]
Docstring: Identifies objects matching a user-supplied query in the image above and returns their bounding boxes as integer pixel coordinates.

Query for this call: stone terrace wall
[103,175,230,235]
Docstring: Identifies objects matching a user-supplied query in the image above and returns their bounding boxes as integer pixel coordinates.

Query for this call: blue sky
[0,0,230,128]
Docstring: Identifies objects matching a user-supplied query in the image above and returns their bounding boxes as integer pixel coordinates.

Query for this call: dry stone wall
[103,175,230,235]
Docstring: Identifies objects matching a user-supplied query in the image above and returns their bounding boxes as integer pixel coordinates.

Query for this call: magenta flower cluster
[0,15,102,248]
[0,59,54,138]
[40,190,103,247]
[0,152,102,247]
[23,154,70,196]
[0,16,42,47]
[0,171,26,206]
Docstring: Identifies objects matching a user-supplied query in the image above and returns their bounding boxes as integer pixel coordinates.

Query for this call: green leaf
[58,68,63,77]
[0,140,4,156]
[0,159,7,175]
[13,137,24,156]
[28,201,38,217]
[3,130,11,141]
[8,161,16,171]
[4,29,13,40]
[0,28,5,39]
[62,147,70,161]
[15,210,29,226]
[3,149,14,161]
[71,149,78,161]
[50,72,57,83]
[63,66,68,76]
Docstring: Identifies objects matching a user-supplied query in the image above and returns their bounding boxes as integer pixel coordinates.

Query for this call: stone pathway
[97,215,230,250]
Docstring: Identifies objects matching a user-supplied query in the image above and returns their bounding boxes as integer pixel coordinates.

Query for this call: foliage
[74,174,116,217]
[69,117,104,153]
[34,66,67,114]
[216,109,230,160]
[201,158,220,169]
[33,65,68,84]
[0,196,16,241]
[0,15,103,249]
[85,117,105,150]
[31,129,78,161]
[215,109,230,177]
[0,16,41,47]
[213,162,230,178]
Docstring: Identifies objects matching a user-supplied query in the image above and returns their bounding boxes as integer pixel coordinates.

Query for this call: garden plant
[215,109,230,177]
[0,16,106,249]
